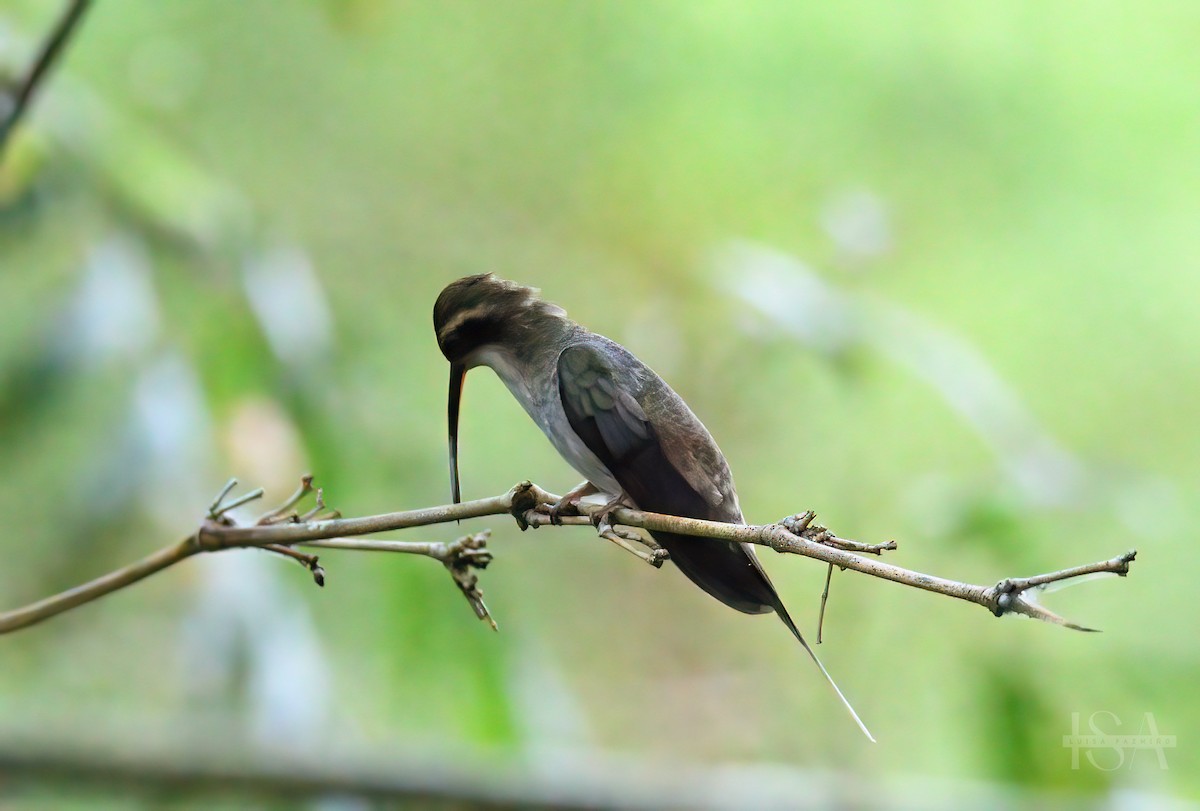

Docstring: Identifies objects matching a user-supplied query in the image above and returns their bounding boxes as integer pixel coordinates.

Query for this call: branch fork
[985,549,1136,631]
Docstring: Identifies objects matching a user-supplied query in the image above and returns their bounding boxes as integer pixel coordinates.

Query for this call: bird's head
[434,273,541,366]
[433,274,567,503]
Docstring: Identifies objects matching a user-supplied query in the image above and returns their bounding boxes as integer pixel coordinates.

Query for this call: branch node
[781,511,816,534]
[508,481,541,531]
[995,587,1014,615]
[440,531,497,629]
[193,523,225,553]
[784,517,897,556]
[1115,549,1137,574]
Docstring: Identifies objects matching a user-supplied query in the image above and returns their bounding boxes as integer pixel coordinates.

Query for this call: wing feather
[557,342,723,515]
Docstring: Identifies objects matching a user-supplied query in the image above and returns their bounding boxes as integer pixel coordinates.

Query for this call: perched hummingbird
[434,274,872,740]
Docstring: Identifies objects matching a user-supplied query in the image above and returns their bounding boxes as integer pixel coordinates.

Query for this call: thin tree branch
[817,563,834,644]
[0,539,196,635]
[0,478,1136,637]
[301,538,453,555]
[0,478,504,634]
[301,532,496,627]
[258,474,314,523]
[597,500,1135,627]
[262,543,325,587]
[0,0,93,155]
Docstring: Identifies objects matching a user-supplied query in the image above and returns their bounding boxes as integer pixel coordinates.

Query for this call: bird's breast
[476,346,624,497]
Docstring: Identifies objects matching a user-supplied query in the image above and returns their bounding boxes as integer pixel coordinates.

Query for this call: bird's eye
[439,315,501,362]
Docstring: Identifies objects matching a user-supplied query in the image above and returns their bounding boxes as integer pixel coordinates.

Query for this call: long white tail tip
[801,638,875,743]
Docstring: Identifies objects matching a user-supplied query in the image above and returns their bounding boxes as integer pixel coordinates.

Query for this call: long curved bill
[447,363,466,504]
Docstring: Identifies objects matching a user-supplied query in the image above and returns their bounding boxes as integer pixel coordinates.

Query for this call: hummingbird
[433,274,872,740]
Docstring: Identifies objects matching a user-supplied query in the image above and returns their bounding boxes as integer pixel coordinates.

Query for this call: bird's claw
[589,495,666,564]
[594,519,664,568]
[591,490,634,532]
[545,496,581,526]
[537,481,597,525]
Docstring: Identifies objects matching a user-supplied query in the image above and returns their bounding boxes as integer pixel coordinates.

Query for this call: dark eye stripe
[439,312,504,359]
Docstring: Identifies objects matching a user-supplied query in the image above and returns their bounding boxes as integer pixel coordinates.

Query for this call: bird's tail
[775,603,875,742]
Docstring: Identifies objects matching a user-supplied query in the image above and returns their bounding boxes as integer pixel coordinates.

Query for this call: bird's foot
[545,498,579,525]
[589,493,630,535]
[540,480,598,525]
[596,524,667,568]
[587,494,667,568]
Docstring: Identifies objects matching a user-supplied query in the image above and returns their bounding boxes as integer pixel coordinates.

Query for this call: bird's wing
[556,342,728,516]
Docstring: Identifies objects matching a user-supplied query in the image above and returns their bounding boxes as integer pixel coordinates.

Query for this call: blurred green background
[1,1,1196,807]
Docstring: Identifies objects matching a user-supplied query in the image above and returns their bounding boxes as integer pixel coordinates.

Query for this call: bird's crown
[433,274,567,362]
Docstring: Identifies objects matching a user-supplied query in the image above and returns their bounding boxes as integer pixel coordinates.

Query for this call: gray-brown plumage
[433,274,872,740]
